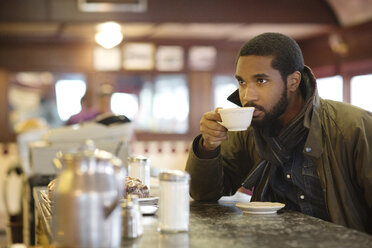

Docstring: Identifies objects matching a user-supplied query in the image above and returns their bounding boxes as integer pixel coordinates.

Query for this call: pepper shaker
[158,170,190,233]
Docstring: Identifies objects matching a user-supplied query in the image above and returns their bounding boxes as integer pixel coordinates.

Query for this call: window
[136,74,189,133]
[111,92,139,119]
[317,75,343,102]
[55,79,86,121]
[153,75,189,133]
[351,74,372,112]
[213,75,238,109]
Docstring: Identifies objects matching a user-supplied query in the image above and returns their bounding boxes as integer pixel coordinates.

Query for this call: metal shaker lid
[121,201,135,209]
[127,194,139,205]
[128,155,149,163]
[158,170,190,181]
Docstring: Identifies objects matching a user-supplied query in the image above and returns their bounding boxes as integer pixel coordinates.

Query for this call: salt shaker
[128,155,150,189]
[127,194,143,236]
[158,170,190,233]
[121,201,141,239]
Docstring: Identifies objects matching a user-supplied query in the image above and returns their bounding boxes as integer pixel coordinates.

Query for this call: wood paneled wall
[0,69,11,142]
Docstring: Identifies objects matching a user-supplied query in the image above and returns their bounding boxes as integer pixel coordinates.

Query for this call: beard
[244,87,288,129]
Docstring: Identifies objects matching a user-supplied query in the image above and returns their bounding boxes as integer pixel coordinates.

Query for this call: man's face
[235,55,288,127]
[99,95,112,113]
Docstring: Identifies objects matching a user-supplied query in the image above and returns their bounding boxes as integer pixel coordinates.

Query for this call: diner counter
[33,187,372,248]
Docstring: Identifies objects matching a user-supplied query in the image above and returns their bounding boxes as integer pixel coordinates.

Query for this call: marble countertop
[34,188,372,248]
[127,201,372,248]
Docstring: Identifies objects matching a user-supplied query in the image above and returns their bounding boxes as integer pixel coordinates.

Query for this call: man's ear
[287,71,302,92]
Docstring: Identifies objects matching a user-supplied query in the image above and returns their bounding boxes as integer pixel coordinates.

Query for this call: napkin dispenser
[29,114,133,175]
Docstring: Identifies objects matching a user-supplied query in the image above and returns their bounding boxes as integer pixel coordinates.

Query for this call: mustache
[243,102,265,112]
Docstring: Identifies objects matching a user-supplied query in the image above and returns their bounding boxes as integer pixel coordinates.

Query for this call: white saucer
[138,196,159,202]
[235,201,285,214]
[120,196,159,205]
[138,196,159,205]
[140,205,158,215]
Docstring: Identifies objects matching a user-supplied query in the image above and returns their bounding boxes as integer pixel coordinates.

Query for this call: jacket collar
[227,88,241,107]
[302,66,323,158]
[227,65,324,158]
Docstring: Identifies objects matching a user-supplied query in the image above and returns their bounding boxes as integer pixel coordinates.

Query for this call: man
[66,83,114,125]
[97,83,114,116]
[185,33,372,234]
[66,94,99,125]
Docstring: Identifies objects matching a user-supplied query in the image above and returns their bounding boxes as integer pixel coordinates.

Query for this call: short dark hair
[238,32,304,82]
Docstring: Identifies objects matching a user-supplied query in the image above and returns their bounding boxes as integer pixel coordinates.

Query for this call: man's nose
[241,83,259,103]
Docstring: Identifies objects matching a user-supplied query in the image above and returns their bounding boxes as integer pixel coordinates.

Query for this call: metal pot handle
[103,165,125,218]
[53,158,63,171]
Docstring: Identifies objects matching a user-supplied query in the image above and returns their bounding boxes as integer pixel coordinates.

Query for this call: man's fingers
[202,131,228,144]
[200,116,226,132]
[199,108,228,150]
[201,127,227,139]
[204,110,222,122]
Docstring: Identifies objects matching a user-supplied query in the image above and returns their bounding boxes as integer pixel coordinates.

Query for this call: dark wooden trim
[311,65,338,78]
[342,75,351,103]
[135,132,193,142]
[340,59,372,77]
[188,71,213,138]
[0,0,338,24]
[0,68,11,142]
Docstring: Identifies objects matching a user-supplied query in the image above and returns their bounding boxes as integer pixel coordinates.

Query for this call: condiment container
[122,201,141,239]
[128,155,150,189]
[157,170,190,233]
[127,194,143,236]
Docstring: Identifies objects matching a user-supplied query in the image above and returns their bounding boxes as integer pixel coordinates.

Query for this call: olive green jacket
[186,76,372,233]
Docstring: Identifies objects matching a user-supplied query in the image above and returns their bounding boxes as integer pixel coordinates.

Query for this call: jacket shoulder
[320,99,372,137]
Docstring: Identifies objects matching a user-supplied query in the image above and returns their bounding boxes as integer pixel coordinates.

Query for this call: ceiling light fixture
[95,22,123,49]
[328,33,349,57]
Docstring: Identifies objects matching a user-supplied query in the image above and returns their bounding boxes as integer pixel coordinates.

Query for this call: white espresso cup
[217,107,255,131]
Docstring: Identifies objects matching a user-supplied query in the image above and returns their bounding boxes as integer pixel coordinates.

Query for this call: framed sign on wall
[93,47,121,71]
[188,46,217,71]
[156,46,184,71]
[123,42,155,70]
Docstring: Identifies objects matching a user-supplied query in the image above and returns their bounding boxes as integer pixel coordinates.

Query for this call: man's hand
[200,108,228,150]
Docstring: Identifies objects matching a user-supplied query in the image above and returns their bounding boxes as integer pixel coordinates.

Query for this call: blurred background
[1,0,372,245]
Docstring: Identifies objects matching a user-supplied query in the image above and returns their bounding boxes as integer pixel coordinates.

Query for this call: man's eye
[238,80,246,85]
[257,78,268,84]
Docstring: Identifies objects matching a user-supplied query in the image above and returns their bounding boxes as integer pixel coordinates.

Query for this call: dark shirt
[265,139,330,221]
[197,134,330,221]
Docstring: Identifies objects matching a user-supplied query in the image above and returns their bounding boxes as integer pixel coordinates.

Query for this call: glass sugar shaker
[128,155,150,189]
[158,170,190,233]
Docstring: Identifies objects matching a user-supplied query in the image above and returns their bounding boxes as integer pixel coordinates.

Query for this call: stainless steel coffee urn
[52,140,126,248]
